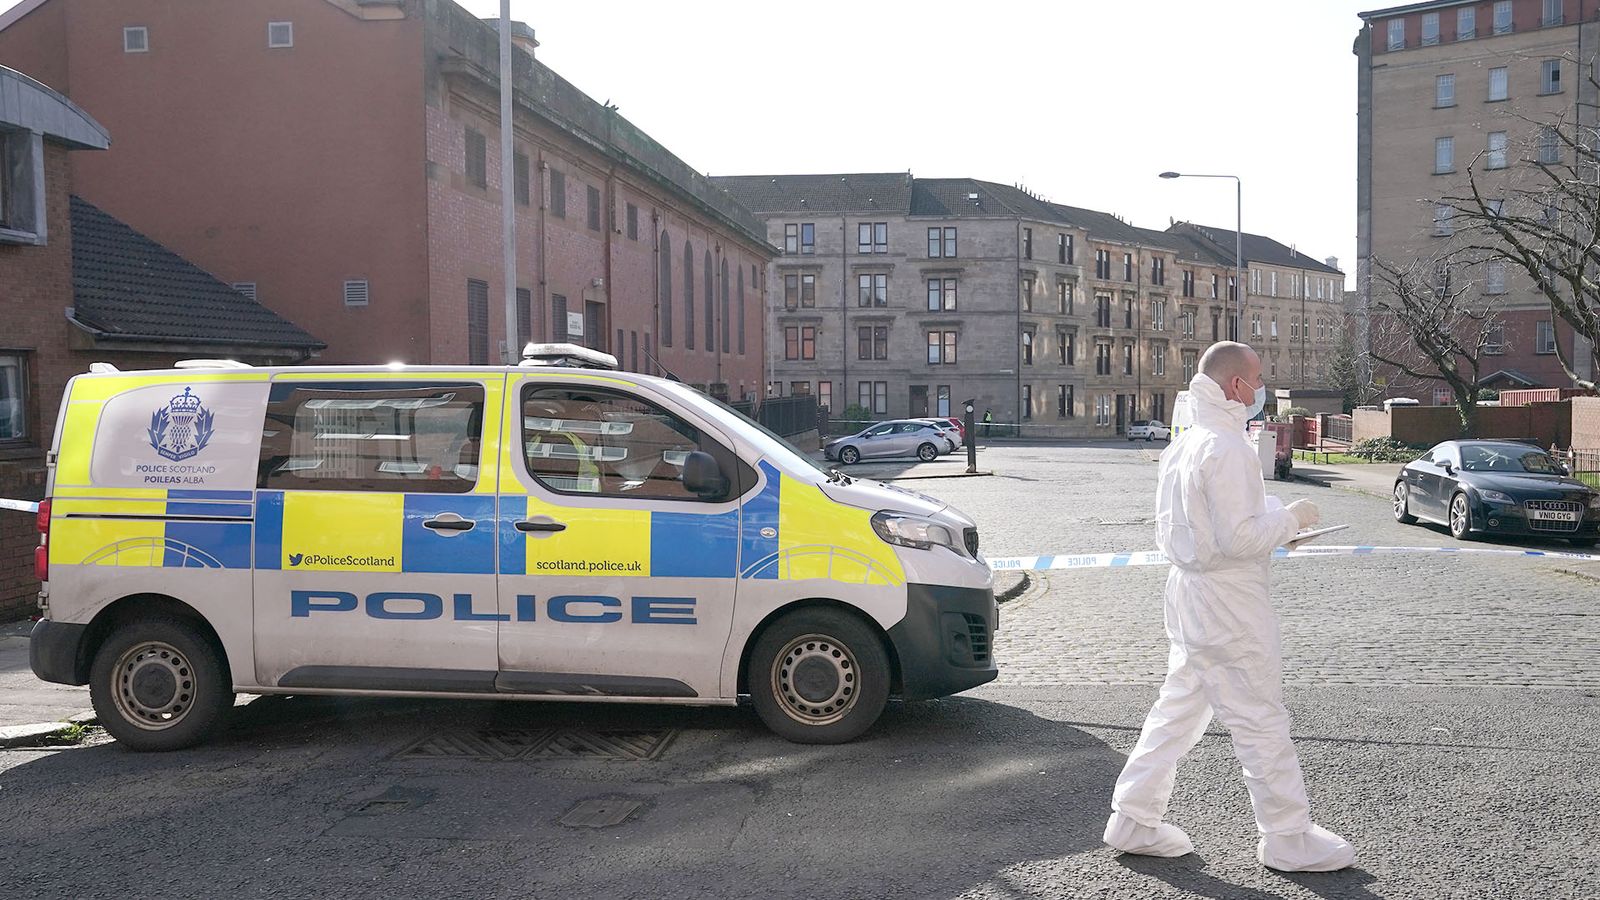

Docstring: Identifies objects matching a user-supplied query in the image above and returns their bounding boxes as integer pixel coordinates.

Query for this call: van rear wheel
[89,616,232,752]
[748,608,890,744]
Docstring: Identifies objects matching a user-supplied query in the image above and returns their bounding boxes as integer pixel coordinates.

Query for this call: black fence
[728,395,820,439]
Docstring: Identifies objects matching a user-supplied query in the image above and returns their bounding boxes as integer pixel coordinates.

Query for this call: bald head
[1199,341,1264,405]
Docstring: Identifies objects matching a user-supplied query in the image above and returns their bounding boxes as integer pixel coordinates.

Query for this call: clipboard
[1285,524,1349,548]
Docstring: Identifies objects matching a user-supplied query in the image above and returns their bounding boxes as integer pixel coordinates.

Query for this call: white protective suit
[1103,373,1355,872]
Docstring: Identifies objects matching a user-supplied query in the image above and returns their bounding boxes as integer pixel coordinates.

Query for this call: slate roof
[1168,222,1344,275]
[712,173,914,215]
[910,179,1062,220]
[69,196,324,350]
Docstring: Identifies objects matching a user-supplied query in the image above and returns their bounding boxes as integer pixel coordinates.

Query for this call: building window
[1542,59,1562,94]
[1271,315,1279,338]
[465,128,487,189]
[1181,306,1197,338]
[1058,280,1074,314]
[858,222,888,253]
[1435,136,1455,173]
[1095,395,1112,426]
[1421,12,1440,45]
[659,233,673,345]
[1095,341,1112,375]
[1095,293,1112,328]
[517,288,533,350]
[1487,131,1508,169]
[1434,203,1454,235]
[1538,125,1562,164]
[511,152,529,205]
[549,168,566,217]
[785,326,817,361]
[683,245,695,348]
[1022,227,1033,259]
[1543,0,1564,27]
[1251,313,1262,338]
[1269,271,1278,297]
[819,381,833,411]
[1123,295,1135,328]
[1485,325,1505,355]
[1458,6,1475,39]
[1494,1,1513,34]
[1057,329,1074,365]
[1182,350,1197,382]
[1151,257,1165,285]
[626,202,638,240]
[737,267,747,355]
[859,381,888,415]
[1095,249,1111,279]
[1536,320,1556,353]
[123,26,149,53]
[1122,341,1134,375]
[783,273,798,309]
[857,325,888,361]
[934,385,949,417]
[1436,74,1455,107]
[1487,197,1506,217]
[466,279,490,365]
[1486,259,1508,293]
[801,273,816,308]
[585,185,601,231]
[1021,385,1032,420]
[268,21,294,48]
[1488,66,1508,101]
[1289,318,1300,342]
[1152,299,1167,331]
[0,352,26,442]
[928,277,957,311]
[784,224,798,254]
[704,249,714,350]
[343,279,369,307]
[1021,277,1034,312]
[927,331,958,365]
[1058,233,1074,264]
[800,223,815,254]
[1154,342,1167,377]
[1022,330,1034,365]
[858,273,888,307]
[1387,18,1405,51]
[1122,253,1134,281]
[927,226,957,258]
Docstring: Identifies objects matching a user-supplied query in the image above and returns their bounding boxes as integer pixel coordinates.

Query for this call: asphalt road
[1,444,1596,900]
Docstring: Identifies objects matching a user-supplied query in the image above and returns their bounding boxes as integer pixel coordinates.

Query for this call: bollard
[964,400,977,474]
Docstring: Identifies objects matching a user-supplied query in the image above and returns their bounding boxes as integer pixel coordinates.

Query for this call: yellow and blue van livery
[28,353,997,750]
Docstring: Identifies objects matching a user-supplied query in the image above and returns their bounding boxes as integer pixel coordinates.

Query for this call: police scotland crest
[147,387,215,462]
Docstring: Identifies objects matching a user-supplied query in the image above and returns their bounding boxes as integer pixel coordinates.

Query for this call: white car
[1126,420,1172,442]
[913,418,962,452]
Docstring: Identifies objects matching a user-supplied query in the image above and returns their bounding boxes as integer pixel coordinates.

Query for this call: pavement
[0,621,92,745]
[2,444,1598,899]
[1291,461,1403,500]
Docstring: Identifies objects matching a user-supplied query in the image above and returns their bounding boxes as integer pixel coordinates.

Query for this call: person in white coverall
[1102,341,1356,873]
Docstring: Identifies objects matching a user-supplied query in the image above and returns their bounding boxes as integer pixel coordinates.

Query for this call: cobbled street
[2,444,1597,900]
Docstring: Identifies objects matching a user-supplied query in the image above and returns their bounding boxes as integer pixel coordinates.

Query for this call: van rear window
[258,381,484,493]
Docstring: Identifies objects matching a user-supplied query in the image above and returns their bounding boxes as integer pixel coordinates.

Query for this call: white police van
[28,345,997,750]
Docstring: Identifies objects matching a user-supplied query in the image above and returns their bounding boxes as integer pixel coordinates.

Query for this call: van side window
[520,385,738,501]
[258,381,484,493]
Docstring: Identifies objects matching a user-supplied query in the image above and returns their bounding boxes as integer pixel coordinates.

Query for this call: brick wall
[1573,397,1600,449]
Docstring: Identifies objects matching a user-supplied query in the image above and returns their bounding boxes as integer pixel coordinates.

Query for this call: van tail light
[34,498,49,583]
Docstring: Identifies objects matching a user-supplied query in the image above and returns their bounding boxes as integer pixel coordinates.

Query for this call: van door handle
[423,513,476,532]
[515,519,567,533]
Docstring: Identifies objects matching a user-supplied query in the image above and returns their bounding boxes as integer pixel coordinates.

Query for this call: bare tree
[1369,255,1506,433]
[1440,96,1600,390]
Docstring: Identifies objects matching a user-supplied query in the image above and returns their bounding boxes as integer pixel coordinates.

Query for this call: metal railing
[729,395,820,438]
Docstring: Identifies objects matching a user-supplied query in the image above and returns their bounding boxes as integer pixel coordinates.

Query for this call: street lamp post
[1160,172,1243,342]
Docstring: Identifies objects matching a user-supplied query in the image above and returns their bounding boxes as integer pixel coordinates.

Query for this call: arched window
[659,231,672,347]
[720,258,730,352]
[736,267,746,355]
[683,242,695,350]
[704,249,714,350]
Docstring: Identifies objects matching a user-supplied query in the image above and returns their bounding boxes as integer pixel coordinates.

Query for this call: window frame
[1488,66,1508,101]
[1436,73,1455,107]
[0,351,29,445]
[123,26,149,53]
[267,21,294,48]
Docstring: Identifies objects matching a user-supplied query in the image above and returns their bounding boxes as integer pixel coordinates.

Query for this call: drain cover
[559,797,645,828]
[394,728,675,762]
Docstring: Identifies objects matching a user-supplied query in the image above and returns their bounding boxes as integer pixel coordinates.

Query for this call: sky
[0,0,1378,282]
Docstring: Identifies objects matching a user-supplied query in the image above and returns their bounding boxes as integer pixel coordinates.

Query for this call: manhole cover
[394,728,676,762]
[559,797,645,828]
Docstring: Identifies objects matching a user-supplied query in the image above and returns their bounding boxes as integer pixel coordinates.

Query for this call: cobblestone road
[908,444,1600,689]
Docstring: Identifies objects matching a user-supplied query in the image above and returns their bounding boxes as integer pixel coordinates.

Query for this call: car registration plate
[1530,509,1578,522]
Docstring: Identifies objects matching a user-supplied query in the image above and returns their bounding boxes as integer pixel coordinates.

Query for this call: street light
[1160,171,1243,342]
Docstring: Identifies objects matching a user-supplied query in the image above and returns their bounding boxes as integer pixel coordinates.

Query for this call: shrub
[1282,407,1312,418]
[1348,436,1428,463]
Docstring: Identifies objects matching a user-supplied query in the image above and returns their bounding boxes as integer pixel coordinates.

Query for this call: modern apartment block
[0,0,773,397]
[714,174,1346,436]
[1356,0,1598,400]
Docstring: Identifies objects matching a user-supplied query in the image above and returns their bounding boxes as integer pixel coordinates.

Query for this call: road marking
[989,544,1600,571]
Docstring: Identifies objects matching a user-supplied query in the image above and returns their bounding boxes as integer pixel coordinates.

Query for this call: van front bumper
[887,583,998,700]
[29,619,89,686]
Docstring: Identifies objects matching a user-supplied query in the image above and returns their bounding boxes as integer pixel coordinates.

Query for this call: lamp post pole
[1160,172,1244,342]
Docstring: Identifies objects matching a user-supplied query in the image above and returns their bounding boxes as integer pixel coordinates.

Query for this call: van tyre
[917,442,938,462]
[89,617,233,752]
[748,608,891,744]
[839,446,860,465]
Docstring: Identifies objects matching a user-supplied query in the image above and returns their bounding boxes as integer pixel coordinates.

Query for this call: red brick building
[0,65,322,620]
[0,0,774,397]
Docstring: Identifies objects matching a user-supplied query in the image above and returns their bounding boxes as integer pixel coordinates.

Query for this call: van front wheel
[748,609,890,744]
[89,617,233,751]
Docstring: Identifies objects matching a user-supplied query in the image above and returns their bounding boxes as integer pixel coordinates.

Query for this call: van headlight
[872,511,961,553]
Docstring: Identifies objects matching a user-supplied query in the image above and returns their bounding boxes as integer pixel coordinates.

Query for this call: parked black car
[1393,440,1600,546]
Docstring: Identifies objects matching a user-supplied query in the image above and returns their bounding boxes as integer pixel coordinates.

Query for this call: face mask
[1243,383,1267,419]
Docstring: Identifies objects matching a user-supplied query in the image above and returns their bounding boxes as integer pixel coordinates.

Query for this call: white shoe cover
[1257,823,1356,872]
[1103,812,1195,857]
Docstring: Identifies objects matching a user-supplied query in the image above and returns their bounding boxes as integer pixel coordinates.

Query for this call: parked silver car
[824,420,950,464]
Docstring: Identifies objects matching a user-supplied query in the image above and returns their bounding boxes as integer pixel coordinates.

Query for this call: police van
[27,346,997,750]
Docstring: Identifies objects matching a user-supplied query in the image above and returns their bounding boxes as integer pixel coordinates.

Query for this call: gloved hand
[1286,499,1320,529]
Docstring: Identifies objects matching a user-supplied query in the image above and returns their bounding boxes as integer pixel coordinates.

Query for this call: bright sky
[2,0,1377,282]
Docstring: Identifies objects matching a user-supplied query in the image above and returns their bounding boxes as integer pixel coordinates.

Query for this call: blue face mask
[1245,383,1267,419]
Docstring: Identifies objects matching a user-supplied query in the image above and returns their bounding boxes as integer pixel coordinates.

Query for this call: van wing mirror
[682,450,729,499]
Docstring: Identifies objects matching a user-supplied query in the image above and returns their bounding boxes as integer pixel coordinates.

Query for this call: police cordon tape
[0,498,39,514]
[988,543,1600,571]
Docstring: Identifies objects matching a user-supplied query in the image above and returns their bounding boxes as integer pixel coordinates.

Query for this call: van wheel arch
[736,598,902,698]
[79,593,230,686]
